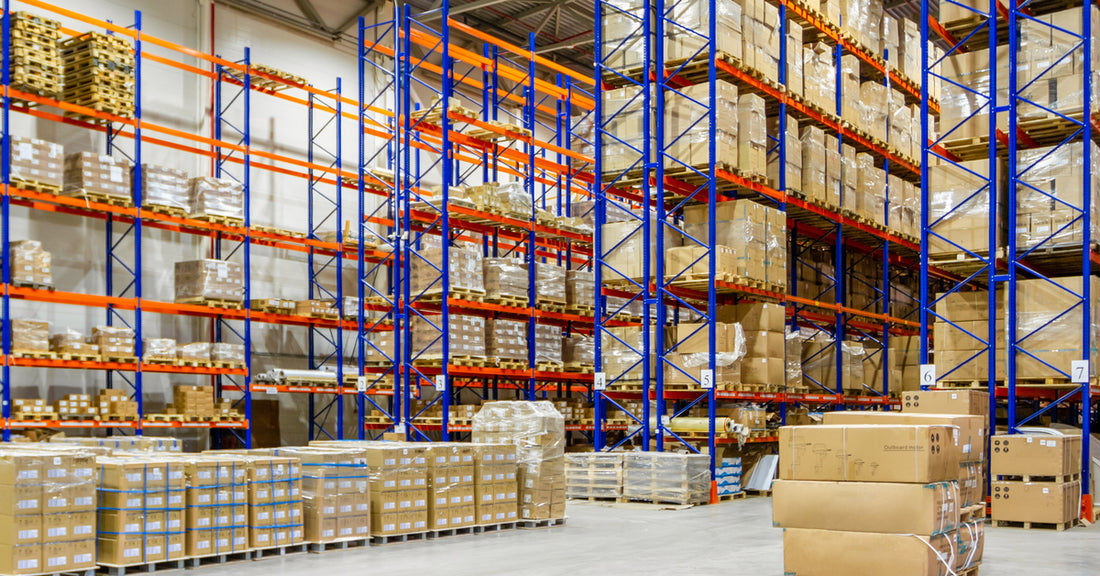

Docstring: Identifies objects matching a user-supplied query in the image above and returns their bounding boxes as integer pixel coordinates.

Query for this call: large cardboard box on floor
[772,480,960,535]
[991,434,1082,478]
[778,425,959,483]
[991,480,1081,524]
[782,528,956,576]
[901,390,990,424]
[822,412,985,463]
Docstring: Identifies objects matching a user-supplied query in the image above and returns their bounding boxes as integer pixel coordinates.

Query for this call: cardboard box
[901,390,990,423]
[773,480,960,534]
[783,528,955,576]
[822,412,985,462]
[991,434,1082,477]
[778,425,959,483]
[991,480,1081,524]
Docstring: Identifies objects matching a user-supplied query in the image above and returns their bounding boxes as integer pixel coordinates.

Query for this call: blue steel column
[1,1,11,441]
[438,5,453,440]
[335,78,345,437]
[399,5,413,439]
[640,0,652,453]
[1006,0,1018,432]
[527,34,538,402]
[704,0,717,476]
[132,11,145,426]
[919,0,930,374]
[654,0,666,453]
[593,8,605,450]
[242,49,253,447]
[1081,0,1093,517]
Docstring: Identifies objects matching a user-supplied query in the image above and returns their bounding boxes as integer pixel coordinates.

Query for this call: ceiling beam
[535,33,593,54]
[293,0,329,29]
[336,0,389,34]
[418,0,519,21]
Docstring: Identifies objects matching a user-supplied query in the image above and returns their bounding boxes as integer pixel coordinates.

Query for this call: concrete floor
[199,498,1096,575]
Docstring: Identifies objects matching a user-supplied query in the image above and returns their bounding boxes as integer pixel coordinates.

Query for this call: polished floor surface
[194,497,1097,575]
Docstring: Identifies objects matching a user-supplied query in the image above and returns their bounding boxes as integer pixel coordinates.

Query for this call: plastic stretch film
[622,452,709,505]
[487,319,528,364]
[483,258,529,304]
[188,177,244,221]
[472,401,565,520]
[64,152,131,201]
[412,314,486,361]
[411,247,484,297]
[174,260,245,303]
[141,164,189,211]
[10,240,52,286]
[10,136,63,190]
[535,264,566,306]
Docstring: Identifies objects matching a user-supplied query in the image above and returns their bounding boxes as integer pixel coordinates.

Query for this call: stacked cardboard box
[483,258,529,305]
[294,299,339,318]
[143,338,177,362]
[738,93,767,179]
[141,164,190,213]
[1016,7,1098,122]
[663,0,742,64]
[211,343,246,366]
[622,452,709,505]
[534,324,563,368]
[188,177,244,222]
[933,289,1006,382]
[799,330,865,394]
[776,423,978,574]
[473,401,565,521]
[63,152,131,203]
[54,394,95,419]
[664,80,738,169]
[51,436,180,452]
[565,270,594,313]
[767,114,800,193]
[97,457,185,566]
[9,12,62,99]
[724,303,785,390]
[928,158,1003,257]
[411,314,486,362]
[276,446,371,542]
[803,42,836,114]
[487,319,528,366]
[12,319,50,353]
[425,444,476,530]
[1015,142,1100,251]
[473,444,519,525]
[601,326,656,382]
[61,32,134,118]
[177,342,211,364]
[535,264,567,307]
[11,398,56,420]
[991,434,1082,529]
[234,454,304,549]
[565,453,623,500]
[680,200,784,288]
[563,334,595,370]
[410,247,484,299]
[180,456,249,556]
[171,386,215,420]
[597,86,652,177]
[840,0,883,55]
[362,444,426,537]
[9,136,64,192]
[855,153,887,226]
[663,320,743,389]
[601,213,683,283]
[174,260,245,304]
[91,326,135,361]
[10,240,53,287]
[95,389,139,421]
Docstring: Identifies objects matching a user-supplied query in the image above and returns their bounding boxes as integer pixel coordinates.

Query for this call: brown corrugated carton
[822,412,985,463]
[783,528,955,576]
[772,480,960,535]
[778,424,959,483]
[991,434,1082,477]
[991,480,1081,524]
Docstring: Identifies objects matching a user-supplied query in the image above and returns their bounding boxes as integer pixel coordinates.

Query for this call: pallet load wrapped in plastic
[767,114,800,193]
[622,452,708,505]
[472,443,518,525]
[410,246,484,299]
[565,269,594,314]
[800,331,865,394]
[663,79,738,170]
[487,319,528,368]
[535,264,566,309]
[601,325,657,382]
[94,389,138,421]
[803,42,837,114]
[180,456,250,557]
[681,200,779,286]
[177,342,212,364]
[565,453,623,500]
[562,334,595,372]
[472,401,566,522]
[411,314,486,364]
[142,164,190,214]
[738,92,767,179]
[92,325,135,361]
[54,393,95,419]
[722,302,783,391]
[483,258,529,306]
[268,446,371,543]
[188,177,244,223]
[174,260,245,304]
[425,444,476,531]
[97,455,187,566]
[1015,142,1100,251]
[602,211,684,283]
[664,320,745,389]
[774,422,976,575]
[12,319,50,353]
[10,240,53,287]
[143,337,177,363]
[211,343,246,366]
[10,136,63,192]
[534,324,563,369]
[219,453,305,549]
[991,433,1082,530]
[0,448,96,574]
[63,151,132,204]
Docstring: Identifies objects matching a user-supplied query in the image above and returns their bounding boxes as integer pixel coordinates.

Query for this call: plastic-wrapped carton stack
[565,269,594,314]
[97,456,186,566]
[715,458,742,497]
[723,302,785,391]
[141,164,190,213]
[174,260,245,304]
[738,93,767,179]
[534,324,563,369]
[9,12,62,99]
[774,423,976,575]
[274,446,370,543]
[61,32,135,119]
[602,213,683,283]
[664,321,744,389]
[411,247,484,299]
[10,240,53,287]
[425,444,476,531]
[472,444,518,525]
[9,136,64,192]
[229,454,304,549]
[601,325,657,382]
[622,452,709,505]
[564,453,623,500]
[562,334,595,371]
[177,342,211,364]
[679,200,785,289]
[12,319,50,353]
[180,456,249,557]
[143,338,177,363]
[211,343,246,366]
[362,443,427,537]
[188,177,244,222]
[767,114,800,193]
[803,42,836,114]
[991,434,1082,530]
[487,319,528,367]
[63,152,132,204]
[535,264,567,308]
[411,314,486,363]
[663,79,738,169]
[1015,142,1100,252]
[92,325,135,361]
[11,398,55,420]
[483,258,529,306]
[472,401,566,521]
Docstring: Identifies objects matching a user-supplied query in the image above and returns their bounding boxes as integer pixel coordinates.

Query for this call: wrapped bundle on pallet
[96,455,186,566]
[565,453,623,500]
[188,177,244,223]
[10,136,63,193]
[143,337,177,362]
[483,258,529,306]
[622,452,709,505]
[174,260,245,304]
[534,324,563,369]
[177,342,212,364]
[563,334,595,371]
[472,443,519,525]
[487,319,528,368]
[565,269,594,313]
[92,325,135,361]
[535,263,566,309]
[211,343,245,366]
[10,239,53,287]
[52,328,98,357]
[63,152,131,204]
[209,451,305,549]
[141,164,190,214]
[410,246,484,299]
[9,12,63,99]
[61,31,135,119]
[12,319,50,353]
[412,314,486,365]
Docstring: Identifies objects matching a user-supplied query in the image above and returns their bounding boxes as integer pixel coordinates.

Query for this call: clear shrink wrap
[941,47,1010,141]
[535,264,567,306]
[856,152,887,226]
[801,125,828,205]
[563,334,595,367]
[738,92,767,179]
[13,319,50,352]
[188,177,244,221]
[412,314,486,361]
[96,455,187,565]
[801,333,866,394]
[52,328,98,356]
[928,159,1000,256]
[534,324,563,367]
[10,239,53,286]
[174,260,245,303]
[176,342,212,363]
[1013,276,1100,380]
[600,0,650,72]
[602,212,684,282]
[487,319,528,364]
[175,455,249,556]
[663,79,738,168]
[211,343,245,365]
[54,436,179,452]
[803,42,836,113]
[600,85,655,176]
[785,327,804,390]
[565,453,623,499]
[472,401,565,520]
[64,152,131,201]
[267,446,371,541]
[92,326,135,359]
[601,325,657,380]
[141,164,189,212]
[1015,142,1100,250]
[411,247,484,297]
[665,321,746,388]
[483,258,529,304]
[143,338,177,360]
[10,136,63,189]
[622,452,708,505]
[422,443,476,530]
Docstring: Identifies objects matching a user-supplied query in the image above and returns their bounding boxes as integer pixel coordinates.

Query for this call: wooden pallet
[996,473,1080,483]
[534,362,564,373]
[250,542,308,559]
[97,558,187,576]
[253,224,306,238]
[418,288,486,303]
[485,294,529,308]
[62,189,134,207]
[991,518,1078,531]
[145,413,184,422]
[190,213,245,227]
[473,522,516,534]
[563,362,595,374]
[11,412,59,421]
[56,352,101,362]
[412,355,487,368]
[175,296,245,310]
[517,517,567,529]
[250,298,296,314]
[144,356,178,365]
[536,301,567,313]
[185,549,253,568]
[960,504,987,523]
[564,305,596,317]
[142,202,188,218]
[717,491,747,502]
[566,495,624,503]
[744,489,772,497]
[496,359,529,371]
[12,349,57,359]
[101,355,138,363]
[10,178,62,195]
[427,526,476,539]
[370,532,427,546]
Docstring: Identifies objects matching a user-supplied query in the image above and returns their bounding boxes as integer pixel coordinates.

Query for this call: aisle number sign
[594,372,606,391]
[700,369,713,389]
[919,364,935,389]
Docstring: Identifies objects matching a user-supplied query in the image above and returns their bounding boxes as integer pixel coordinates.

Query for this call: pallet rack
[593,0,936,477]
[922,0,1097,520]
[0,0,390,445]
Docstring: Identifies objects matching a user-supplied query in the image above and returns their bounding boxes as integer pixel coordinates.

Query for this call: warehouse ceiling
[214,0,596,73]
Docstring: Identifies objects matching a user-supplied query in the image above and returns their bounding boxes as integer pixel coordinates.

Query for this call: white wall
[10,0,398,445]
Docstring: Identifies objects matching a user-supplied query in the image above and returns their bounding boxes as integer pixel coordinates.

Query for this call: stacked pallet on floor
[565,453,623,501]
[61,31,134,120]
[991,433,1083,531]
[9,12,62,99]
[621,452,709,505]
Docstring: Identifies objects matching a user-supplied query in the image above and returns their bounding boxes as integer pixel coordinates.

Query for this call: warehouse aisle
[191,499,1095,576]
